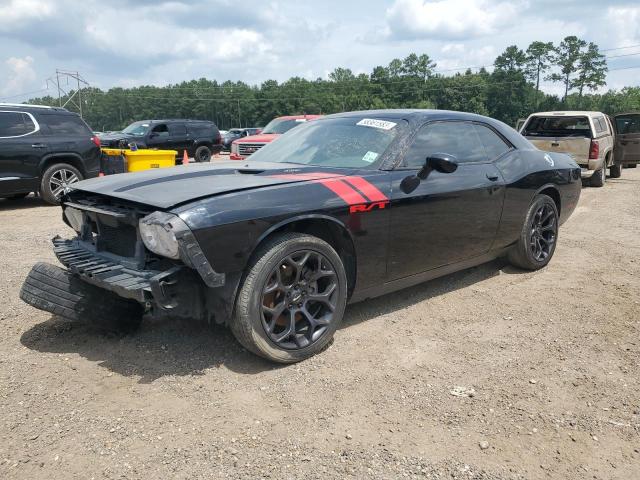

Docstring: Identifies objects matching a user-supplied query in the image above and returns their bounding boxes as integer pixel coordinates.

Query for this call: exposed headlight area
[138,211,187,260]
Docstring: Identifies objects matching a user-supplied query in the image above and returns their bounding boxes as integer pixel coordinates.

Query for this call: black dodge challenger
[21,110,581,363]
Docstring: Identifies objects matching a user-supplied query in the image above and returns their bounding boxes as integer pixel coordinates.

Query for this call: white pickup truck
[520,111,620,187]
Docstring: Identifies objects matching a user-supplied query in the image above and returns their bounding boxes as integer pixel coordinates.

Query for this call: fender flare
[38,152,87,176]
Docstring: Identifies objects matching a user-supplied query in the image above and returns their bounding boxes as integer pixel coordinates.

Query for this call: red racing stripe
[342,176,388,202]
[318,178,367,205]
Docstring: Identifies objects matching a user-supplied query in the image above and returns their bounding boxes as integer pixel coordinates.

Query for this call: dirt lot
[1,169,639,480]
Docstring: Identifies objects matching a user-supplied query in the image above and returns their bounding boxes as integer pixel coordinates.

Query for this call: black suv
[100,119,223,162]
[0,104,101,204]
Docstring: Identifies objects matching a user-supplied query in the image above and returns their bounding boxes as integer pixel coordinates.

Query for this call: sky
[1,0,639,102]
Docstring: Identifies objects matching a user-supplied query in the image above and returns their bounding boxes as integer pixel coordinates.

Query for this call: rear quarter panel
[492,149,581,250]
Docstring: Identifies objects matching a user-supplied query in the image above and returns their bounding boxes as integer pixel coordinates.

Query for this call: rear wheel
[610,163,622,178]
[40,163,83,204]
[194,145,212,163]
[590,166,605,187]
[230,233,348,363]
[508,194,559,271]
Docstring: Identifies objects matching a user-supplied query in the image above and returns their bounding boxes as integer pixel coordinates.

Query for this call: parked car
[0,103,101,204]
[20,109,581,363]
[612,112,640,168]
[100,119,223,162]
[222,128,262,150]
[520,111,619,187]
[230,115,322,160]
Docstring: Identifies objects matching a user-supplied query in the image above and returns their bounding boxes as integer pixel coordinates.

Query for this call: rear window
[0,111,36,137]
[522,116,592,138]
[615,114,640,134]
[43,114,91,136]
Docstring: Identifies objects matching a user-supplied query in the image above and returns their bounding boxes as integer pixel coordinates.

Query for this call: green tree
[494,45,527,72]
[525,41,554,106]
[573,42,607,101]
[548,36,587,103]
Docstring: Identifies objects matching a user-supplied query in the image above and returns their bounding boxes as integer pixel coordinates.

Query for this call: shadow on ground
[21,258,520,382]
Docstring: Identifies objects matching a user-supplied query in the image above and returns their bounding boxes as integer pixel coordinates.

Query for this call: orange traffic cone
[183,150,189,165]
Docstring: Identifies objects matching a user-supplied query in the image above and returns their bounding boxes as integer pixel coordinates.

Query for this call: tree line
[28,36,640,131]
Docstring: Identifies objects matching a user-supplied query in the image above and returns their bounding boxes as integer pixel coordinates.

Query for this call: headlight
[64,207,84,232]
[139,212,187,259]
[231,142,238,154]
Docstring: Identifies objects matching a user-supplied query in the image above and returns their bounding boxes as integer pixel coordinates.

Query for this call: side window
[43,114,91,135]
[403,121,487,168]
[151,124,169,137]
[473,124,512,160]
[593,117,606,134]
[0,111,36,137]
[169,123,187,135]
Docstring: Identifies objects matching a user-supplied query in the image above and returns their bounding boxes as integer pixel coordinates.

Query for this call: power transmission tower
[46,70,90,118]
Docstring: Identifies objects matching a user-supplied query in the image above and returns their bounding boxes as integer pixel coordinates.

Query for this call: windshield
[228,129,243,135]
[249,116,405,168]
[523,116,592,138]
[122,122,150,136]
[261,118,309,135]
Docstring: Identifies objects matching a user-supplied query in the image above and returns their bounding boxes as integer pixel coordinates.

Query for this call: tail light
[215,131,222,145]
[91,136,101,148]
[589,140,599,160]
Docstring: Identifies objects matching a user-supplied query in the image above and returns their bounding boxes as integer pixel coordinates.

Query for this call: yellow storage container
[101,148,178,173]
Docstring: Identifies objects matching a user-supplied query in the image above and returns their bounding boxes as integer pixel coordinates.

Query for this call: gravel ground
[0,169,639,479]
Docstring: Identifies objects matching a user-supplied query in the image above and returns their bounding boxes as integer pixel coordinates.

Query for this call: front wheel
[508,194,559,271]
[40,163,83,204]
[609,164,622,178]
[230,233,348,363]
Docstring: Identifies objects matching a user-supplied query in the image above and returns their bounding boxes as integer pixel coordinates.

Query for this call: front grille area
[98,223,137,257]
[238,142,266,156]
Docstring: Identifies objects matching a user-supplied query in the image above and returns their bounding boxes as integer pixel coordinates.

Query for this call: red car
[230,114,322,160]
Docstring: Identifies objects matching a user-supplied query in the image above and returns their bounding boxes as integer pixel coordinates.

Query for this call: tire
[610,163,622,178]
[194,145,212,163]
[20,262,143,333]
[508,194,559,271]
[230,233,348,363]
[590,165,605,187]
[40,163,83,204]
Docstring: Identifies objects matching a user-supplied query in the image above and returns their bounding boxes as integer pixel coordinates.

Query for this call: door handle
[31,143,47,148]
[486,173,499,181]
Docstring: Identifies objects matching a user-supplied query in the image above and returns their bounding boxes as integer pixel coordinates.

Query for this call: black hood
[70,161,349,209]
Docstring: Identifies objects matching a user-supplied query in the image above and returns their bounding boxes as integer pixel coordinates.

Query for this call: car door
[613,113,640,166]
[0,110,44,195]
[167,122,189,153]
[144,123,169,149]
[387,121,507,279]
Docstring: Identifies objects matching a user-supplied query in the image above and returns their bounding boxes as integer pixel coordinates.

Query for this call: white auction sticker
[362,151,379,163]
[356,118,397,130]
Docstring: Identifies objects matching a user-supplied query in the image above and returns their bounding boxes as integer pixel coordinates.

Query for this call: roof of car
[324,109,497,122]
[135,119,215,124]
[528,111,606,117]
[0,103,70,113]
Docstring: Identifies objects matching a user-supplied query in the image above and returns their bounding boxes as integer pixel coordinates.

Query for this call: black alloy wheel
[260,250,338,350]
[529,203,557,262]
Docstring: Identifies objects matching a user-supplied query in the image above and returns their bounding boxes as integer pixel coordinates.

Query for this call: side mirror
[418,153,458,179]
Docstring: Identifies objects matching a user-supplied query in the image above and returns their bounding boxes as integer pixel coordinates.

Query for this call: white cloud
[385,0,525,40]
[1,56,37,96]
[606,6,640,47]
[0,0,55,29]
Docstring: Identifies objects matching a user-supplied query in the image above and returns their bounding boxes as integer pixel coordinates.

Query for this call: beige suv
[520,111,620,187]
